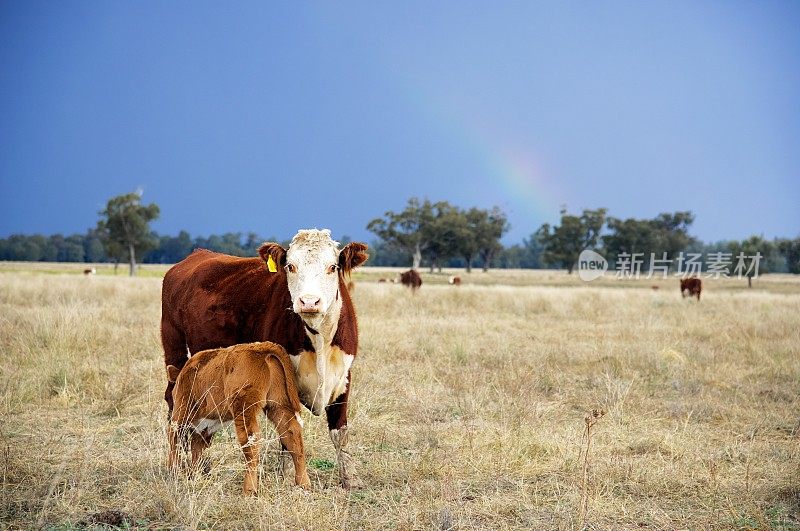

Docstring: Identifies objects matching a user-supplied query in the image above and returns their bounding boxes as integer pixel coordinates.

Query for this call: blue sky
[1,2,798,244]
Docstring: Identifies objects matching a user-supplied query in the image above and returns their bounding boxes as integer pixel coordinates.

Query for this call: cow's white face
[284,230,341,324]
[257,231,368,416]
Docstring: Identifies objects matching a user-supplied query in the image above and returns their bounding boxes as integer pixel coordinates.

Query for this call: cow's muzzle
[298,295,322,314]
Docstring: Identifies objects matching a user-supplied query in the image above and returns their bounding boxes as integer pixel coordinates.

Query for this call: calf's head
[259,229,368,326]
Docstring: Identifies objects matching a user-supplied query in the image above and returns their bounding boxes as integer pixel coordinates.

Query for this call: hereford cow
[680,277,702,300]
[166,342,311,494]
[399,269,422,291]
[161,229,368,488]
[448,276,461,286]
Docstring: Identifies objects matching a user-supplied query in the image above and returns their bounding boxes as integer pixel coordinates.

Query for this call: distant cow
[347,280,355,292]
[166,342,310,494]
[83,267,96,275]
[161,229,368,488]
[449,276,461,286]
[651,285,659,291]
[378,278,388,283]
[680,278,702,300]
[399,269,422,291]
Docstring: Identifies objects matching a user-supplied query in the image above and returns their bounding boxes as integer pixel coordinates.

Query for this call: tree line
[1,192,798,276]
[0,193,288,275]
[367,199,800,275]
[366,198,510,272]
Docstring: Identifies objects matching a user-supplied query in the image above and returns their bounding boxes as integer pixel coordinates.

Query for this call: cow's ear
[258,242,287,271]
[339,242,369,273]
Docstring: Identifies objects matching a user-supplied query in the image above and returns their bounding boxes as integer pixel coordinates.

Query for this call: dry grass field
[1,264,799,529]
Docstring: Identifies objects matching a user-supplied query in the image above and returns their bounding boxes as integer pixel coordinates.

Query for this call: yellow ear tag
[267,255,277,273]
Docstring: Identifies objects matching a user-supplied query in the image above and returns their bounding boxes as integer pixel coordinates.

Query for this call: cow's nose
[299,296,321,312]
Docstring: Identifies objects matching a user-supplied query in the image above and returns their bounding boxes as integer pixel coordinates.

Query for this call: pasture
[1,264,799,529]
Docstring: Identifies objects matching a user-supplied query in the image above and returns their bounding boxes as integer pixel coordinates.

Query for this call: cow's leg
[326,374,362,489]
[233,402,263,495]
[268,407,311,490]
[161,315,187,413]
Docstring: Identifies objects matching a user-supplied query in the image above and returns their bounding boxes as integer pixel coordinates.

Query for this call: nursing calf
[167,342,311,494]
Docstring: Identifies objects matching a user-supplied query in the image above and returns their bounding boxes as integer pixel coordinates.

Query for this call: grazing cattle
[166,342,310,494]
[377,278,388,283]
[680,277,702,300]
[83,267,96,275]
[651,285,659,291]
[399,269,422,291]
[449,276,461,286]
[161,229,368,488]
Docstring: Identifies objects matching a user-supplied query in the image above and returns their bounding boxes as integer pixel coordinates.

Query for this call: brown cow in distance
[680,277,702,300]
[161,229,368,488]
[449,276,461,286]
[399,269,422,291]
[166,342,311,494]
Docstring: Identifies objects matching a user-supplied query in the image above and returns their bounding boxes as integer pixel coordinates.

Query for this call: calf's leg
[268,407,310,490]
[233,401,264,495]
[189,432,212,475]
[167,423,180,471]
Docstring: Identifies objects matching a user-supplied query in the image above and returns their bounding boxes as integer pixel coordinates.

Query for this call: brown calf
[166,341,311,494]
[449,276,461,286]
[680,278,702,300]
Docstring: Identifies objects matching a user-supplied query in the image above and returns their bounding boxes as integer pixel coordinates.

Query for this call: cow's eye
[285,264,297,274]
[326,264,337,274]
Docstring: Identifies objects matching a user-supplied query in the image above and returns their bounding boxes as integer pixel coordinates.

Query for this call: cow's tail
[267,344,303,414]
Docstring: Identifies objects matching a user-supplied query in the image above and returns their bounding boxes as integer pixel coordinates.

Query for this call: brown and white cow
[680,277,702,300]
[166,342,311,494]
[161,229,368,488]
[399,269,422,291]
[448,276,461,286]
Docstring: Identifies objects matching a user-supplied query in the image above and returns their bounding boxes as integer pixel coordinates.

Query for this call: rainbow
[398,76,567,230]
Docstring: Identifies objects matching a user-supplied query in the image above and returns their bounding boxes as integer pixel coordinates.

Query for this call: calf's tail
[266,344,303,414]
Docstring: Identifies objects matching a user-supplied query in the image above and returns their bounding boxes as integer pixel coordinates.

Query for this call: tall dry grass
[1,268,799,529]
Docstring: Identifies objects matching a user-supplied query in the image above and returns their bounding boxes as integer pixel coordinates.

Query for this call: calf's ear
[258,243,287,272]
[339,242,369,273]
[166,365,180,383]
